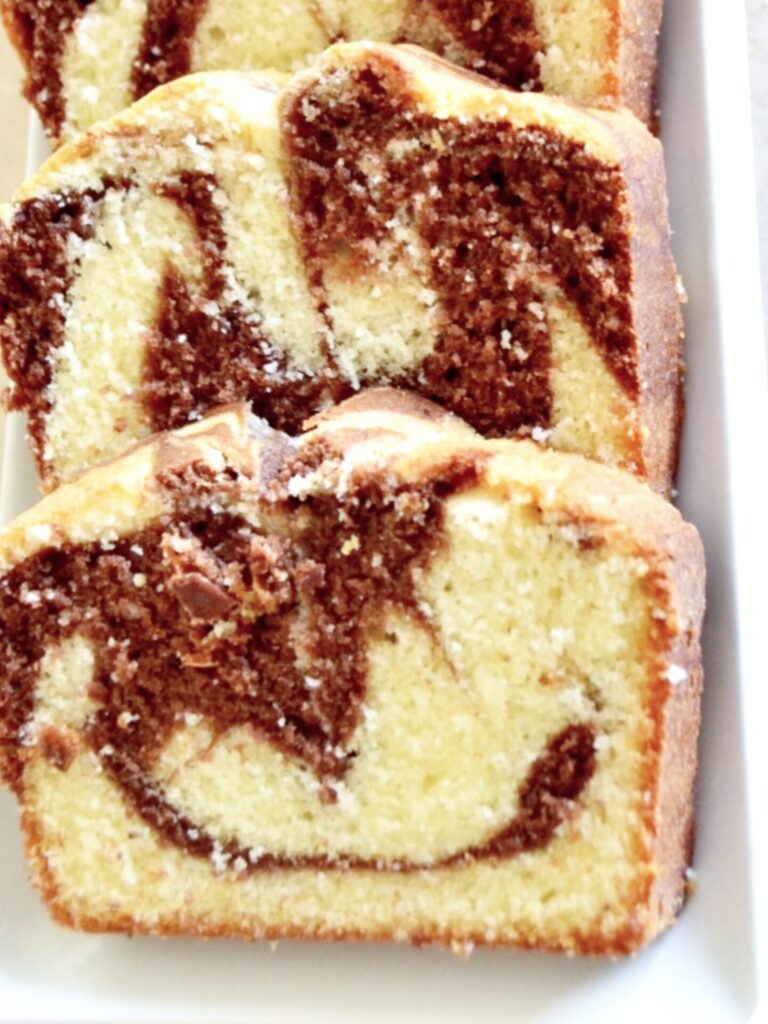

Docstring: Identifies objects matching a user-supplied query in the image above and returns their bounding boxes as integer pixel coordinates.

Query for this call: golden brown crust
[28,880,663,958]
[642,526,705,936]
[617,0,664,128]
[550,95,682,493]
[617,119,684,492]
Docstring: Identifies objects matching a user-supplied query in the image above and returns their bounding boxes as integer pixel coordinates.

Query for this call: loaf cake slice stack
[0,42,682,492]
[2,0,663,144]
[0,393,704,954]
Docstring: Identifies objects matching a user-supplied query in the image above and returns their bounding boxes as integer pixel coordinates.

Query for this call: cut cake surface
[1,0,663,143]
[0,391,704,955]
[0,42,682,492]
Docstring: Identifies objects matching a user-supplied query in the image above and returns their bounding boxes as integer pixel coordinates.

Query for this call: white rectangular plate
[1,2,766,1021]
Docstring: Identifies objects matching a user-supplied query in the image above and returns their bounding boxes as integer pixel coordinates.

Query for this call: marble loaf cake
[2,0,663,143]
[0,43,682,493]
[0,393,704,954]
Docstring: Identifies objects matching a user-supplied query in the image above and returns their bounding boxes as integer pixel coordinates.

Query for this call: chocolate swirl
[131,0,210,98]
[0,443,596,871]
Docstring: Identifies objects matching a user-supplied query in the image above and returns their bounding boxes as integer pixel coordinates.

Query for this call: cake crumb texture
[0,394,705,955]
[0,43,682,492]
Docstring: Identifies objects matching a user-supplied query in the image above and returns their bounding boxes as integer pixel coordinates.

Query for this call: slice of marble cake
[0,43,682,492]
[0,392,704,954]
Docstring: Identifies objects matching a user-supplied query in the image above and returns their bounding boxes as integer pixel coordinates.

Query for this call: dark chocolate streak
[402,0,544,90]
[282,58,637,437]
[3,0,95,136]
[0,188,104,457]
[0,445,595,870]
[143,172,344,432]
[131,0,210,99]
